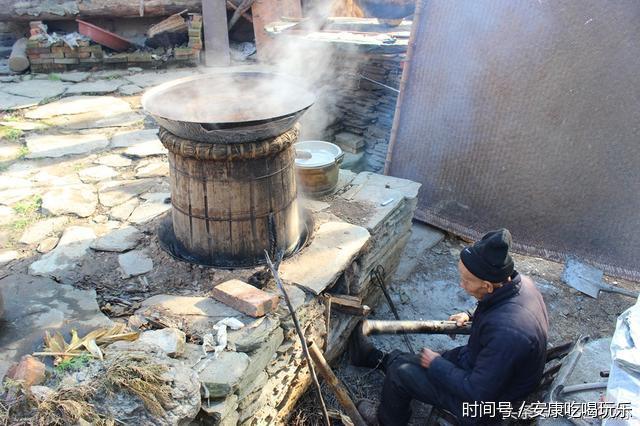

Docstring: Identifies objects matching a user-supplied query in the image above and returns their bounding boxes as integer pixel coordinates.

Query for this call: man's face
[458,261,494,300]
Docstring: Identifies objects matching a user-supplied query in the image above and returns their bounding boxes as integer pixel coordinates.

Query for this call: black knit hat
[460,229,514,283]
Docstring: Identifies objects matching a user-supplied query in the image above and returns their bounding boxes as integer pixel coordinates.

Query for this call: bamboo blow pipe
[308,341,368,426]
[362,320,472,336]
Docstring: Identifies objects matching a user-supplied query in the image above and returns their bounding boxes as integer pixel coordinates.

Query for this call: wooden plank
[251,0,302,60]
[202,0,230,66]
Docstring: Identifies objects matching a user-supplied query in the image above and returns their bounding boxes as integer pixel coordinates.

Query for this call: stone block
[237,327,284,392]
[228,316,281,352]
[201,394,238,424]
[212,280,279,318]
[199,351,249,398]
[54,58,79,64]
[279,221,370,295]
[138,328,186,357]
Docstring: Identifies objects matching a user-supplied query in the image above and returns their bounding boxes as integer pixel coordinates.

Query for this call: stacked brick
[174,13,202,62]
[26,15,204,73]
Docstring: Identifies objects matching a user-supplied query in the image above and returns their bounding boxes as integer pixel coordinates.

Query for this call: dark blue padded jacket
[427,272,549,403]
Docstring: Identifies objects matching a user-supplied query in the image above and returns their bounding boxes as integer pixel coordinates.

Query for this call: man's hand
[449,312,470,326]
[420,348,440,368]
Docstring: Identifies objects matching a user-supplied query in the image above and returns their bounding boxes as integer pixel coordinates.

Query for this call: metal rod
[356,74,400,93]
[308,341,368,426]
[561,382,607,395]
[264,250,331,426]
[363,319,472,336]
[371,265,415,353]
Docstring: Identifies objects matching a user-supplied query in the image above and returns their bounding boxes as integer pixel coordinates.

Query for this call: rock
[5,355,45,386]
[136,295,248,339]
[28,226,96,278]
[279,221,370,294]
[118,84,143,96]
[0,176,31,190]
[42,184,97,217]
[97,179,155,207]
[0,92,39,110]
[128,199,171,224]
[221,410,240,426]
[135,160,169,178]
[78,165,118,182]
[118,249,153,278]
[202,394,238,424]
[37,237,59,253]
[109,198,139,221]
[0,205,15,226]
[102,343,201,425]
[26,133,109,159]
[228,316,281,352]
[140,192,170,202]
[0,250,18,265]
[4,80,66,99]
[24,96,142,130]
[19,217,68,245]
[394,223,444,281]
[30,385,54,402]
[212,280,280,318]
[198,351,250,398]
[58,72,90,83]
[0,142,21,160]
[65,80,125,95]
[95,154,132,168]
[112,129,166,158]
[90,226,141,252]
[32,171,82,187]
[139,328,186,357]
[0,274,111,369]
[128,67,143,73]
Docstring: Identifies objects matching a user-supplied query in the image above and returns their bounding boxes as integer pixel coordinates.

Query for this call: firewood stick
[308,341,367,426]
[362,320,472,336]
[265,250,331,426]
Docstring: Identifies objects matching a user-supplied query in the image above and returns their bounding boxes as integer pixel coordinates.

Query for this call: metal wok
[142,71,316,143]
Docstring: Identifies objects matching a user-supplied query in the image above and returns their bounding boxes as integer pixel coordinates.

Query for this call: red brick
[6,355,46,386]
[211,279,279,318]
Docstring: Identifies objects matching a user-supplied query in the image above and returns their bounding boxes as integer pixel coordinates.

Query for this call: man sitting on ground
[351,229,549,425]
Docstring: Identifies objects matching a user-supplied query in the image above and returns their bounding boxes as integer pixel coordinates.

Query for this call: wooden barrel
[159,126,302,268]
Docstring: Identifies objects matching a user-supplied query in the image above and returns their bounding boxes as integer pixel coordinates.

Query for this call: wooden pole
[362,320,472,336]
[202,0,230,66]
[9,38,29,73]
[308,341,368,426]
[264,251,331,426]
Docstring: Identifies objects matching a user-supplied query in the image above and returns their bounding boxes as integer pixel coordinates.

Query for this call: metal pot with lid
[294,141,344,197]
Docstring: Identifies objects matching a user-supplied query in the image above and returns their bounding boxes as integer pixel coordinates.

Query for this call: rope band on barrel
[159,125,299,161]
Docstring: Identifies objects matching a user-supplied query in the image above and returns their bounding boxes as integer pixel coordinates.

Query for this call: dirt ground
[289,224,638,425]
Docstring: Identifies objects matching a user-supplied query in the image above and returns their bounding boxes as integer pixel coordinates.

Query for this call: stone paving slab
[118,249,153,278]
[78,165,119,182]
[42,184,97,217]
[128,199,171,224]
[279,221,371,294]
[29,226,97,279]
[0,188,36,206]
[19,216,69,245]
[124,69,200,88]
[111,129,166,158]
[95,154,132,168]
[0,92,40,110]
[97,179,156,207]
[3,80,67,99]
[0,273,112,376]
[90,225,141,252]
[58,72,90,83]
[25,95,130,119]
[65,80,126,95]
[26,133,109,159]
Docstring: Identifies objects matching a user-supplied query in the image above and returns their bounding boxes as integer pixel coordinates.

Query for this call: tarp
[386,0,640,280]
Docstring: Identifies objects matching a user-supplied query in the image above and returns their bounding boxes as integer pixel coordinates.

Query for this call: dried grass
[105,353,171,417]
[34,385,109,426]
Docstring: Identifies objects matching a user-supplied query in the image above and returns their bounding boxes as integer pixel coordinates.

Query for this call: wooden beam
[0,0,202,20]
[202,0,230,67]
[251,0,302,61]
[328,294,371,317]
